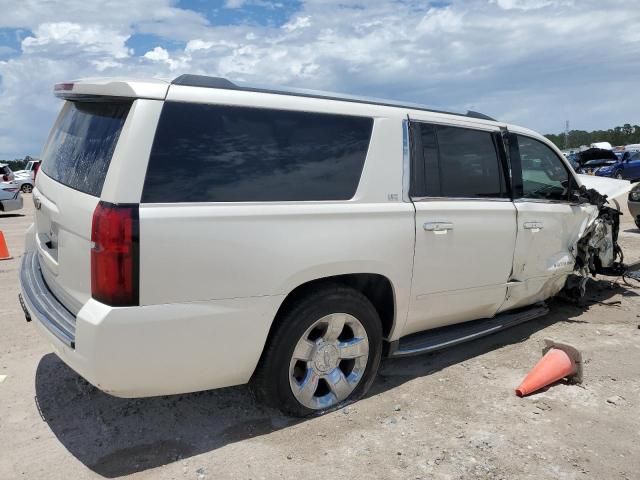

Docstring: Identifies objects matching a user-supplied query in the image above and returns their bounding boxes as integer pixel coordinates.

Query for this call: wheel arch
[268,273,397,345]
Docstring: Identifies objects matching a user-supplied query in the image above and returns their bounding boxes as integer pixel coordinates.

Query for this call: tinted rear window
[142,102,373,203]
[41,101,131,197]
[411,122,507,198]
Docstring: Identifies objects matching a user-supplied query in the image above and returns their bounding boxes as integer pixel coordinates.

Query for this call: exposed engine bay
[563,186,624,299]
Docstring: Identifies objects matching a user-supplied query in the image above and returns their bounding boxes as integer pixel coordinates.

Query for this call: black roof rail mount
[170,74,496,122]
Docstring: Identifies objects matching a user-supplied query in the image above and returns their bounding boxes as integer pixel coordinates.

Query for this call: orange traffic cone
[0,231,11,261]
[515,340,583,397]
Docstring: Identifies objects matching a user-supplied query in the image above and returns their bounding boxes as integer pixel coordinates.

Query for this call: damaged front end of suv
[563,183,628,299]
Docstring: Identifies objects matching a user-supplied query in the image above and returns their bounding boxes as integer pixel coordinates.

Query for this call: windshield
[41,100,131,197]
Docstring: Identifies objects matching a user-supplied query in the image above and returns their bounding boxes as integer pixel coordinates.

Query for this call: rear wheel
[615,171,624,180]
[635,218,640,230]
[21,183,32,193]
[251,285,383,417]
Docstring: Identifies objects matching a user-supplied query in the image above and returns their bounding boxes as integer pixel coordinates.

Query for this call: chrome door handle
[523,221,544,230]
[424,221,454,232]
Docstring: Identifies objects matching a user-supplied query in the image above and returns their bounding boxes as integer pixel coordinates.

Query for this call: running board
[388,304,549,358]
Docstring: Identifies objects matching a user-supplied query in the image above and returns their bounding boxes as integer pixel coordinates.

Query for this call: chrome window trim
[514,198,582,207]
[402,117,410,202]
[407,117,502,133]
[411,196,513,203]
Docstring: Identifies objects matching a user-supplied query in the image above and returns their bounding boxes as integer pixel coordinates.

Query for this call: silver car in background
[0,182,23,212]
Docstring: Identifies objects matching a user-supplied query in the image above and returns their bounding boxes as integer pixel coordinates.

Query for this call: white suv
[19,76,631,416]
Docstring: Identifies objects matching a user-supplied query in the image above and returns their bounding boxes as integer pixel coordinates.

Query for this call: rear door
[33,100,132,313]
[405,120,517,335]
[499,133,593,311]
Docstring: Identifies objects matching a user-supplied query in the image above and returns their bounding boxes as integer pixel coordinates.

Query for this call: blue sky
[1,0,639,158]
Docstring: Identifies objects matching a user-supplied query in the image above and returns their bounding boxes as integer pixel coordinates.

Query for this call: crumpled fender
[562,179,626,299]
[577,174,633,202]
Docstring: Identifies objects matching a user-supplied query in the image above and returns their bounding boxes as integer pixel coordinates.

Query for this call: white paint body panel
[140,203,415,307]
[500,201,596,312]
[407,200,516,334]
[31,292,285,396]
[24,76,618,397]
[60,77,170,100]
[576,174,632,201]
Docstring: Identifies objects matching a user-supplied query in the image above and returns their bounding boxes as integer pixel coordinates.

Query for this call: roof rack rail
[171,74,496,122]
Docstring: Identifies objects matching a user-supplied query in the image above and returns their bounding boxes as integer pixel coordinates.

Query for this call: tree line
[0,156,38,171]
[545,124,640,150]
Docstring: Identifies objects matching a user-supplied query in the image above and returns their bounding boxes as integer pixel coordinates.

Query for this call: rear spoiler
[54,78,170,101]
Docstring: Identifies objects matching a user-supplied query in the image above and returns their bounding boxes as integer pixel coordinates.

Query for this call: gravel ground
[1,196,639,480]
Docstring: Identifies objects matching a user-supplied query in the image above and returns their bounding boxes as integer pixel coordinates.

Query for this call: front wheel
[251,285,383,417]
[21,183,33,193]
[615,171,624,180]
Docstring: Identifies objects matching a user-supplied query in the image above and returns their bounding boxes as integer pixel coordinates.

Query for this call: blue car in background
[576,148,640,180]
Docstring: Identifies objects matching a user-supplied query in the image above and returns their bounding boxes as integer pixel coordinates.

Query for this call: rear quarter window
[142,102,373,203]
[41,101,131,197]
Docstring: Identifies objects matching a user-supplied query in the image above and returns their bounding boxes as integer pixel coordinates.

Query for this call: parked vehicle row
[575,148,640,181]
[18,76,634,416]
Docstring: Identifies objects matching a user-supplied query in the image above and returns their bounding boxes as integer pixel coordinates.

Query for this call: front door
[499,133,594,312]
[405,120,517,336]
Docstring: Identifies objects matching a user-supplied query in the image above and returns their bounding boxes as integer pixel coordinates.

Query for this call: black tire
[251,284,383,417]
[615,171,624,180]
[635,219,640,230]
[21,184,33,193]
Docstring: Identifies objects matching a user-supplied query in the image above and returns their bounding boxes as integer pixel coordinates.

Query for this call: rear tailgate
[34,100,132,314]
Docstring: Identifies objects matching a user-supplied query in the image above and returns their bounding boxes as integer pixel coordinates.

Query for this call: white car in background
[12,175,35,193]
[0,182,23,212]
[13,159,41,179]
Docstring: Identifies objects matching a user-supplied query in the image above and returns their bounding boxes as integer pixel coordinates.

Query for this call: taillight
[2,174,7,181]
[91,202,139,306]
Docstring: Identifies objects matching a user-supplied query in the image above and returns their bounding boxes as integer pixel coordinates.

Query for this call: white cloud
[493,0,574,10]
[143,46,187,71]
[22,22,131,58]
[225,0,246,8]
[2,0,640,158]
[282,16,311,32]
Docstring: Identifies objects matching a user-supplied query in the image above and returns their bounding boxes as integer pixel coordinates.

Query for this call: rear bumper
[20,252,76,347]
[20,251,284,397]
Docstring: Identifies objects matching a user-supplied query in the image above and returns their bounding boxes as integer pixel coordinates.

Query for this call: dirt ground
[1,196,639,480]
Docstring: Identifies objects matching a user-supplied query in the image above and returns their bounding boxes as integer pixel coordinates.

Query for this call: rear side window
[41,101,131,197]
[411,122,507,198]
[142,102,373,203]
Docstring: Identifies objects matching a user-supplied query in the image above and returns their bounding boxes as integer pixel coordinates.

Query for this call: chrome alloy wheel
[289,313,369,410]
